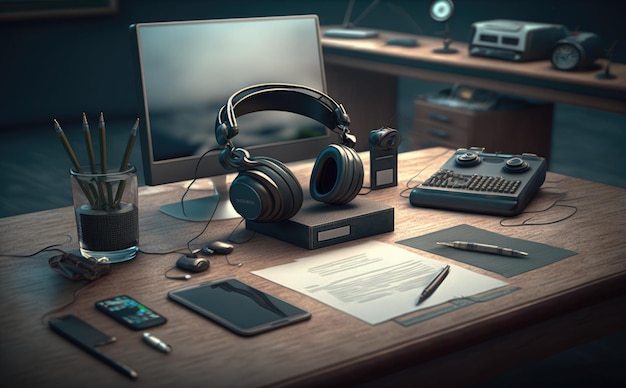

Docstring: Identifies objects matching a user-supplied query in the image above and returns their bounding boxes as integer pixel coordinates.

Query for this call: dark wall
[1,0,624,130]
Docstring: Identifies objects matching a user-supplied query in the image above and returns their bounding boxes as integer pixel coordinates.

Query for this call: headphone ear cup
[310,144,364,204]
[229,157,303,223]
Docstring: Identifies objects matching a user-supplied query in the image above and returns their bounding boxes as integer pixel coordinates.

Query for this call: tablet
[167,278,311,336]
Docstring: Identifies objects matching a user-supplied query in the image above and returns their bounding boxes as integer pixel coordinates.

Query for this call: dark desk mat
[397,224,577,278]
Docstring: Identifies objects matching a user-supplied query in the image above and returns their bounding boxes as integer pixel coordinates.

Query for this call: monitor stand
[159,175,241,222]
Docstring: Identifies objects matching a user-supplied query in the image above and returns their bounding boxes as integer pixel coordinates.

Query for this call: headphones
[215,83,364,223]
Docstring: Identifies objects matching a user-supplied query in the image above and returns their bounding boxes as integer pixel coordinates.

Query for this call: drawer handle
[427,112,450,122]
[427,128,449,138]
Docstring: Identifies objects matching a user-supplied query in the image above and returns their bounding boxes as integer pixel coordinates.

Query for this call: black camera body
[369,127,401,190]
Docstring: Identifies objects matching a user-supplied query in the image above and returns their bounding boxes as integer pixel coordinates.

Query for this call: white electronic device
[469,19,567,62]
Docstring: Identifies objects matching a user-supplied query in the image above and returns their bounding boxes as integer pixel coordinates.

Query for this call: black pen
[437,241,528,258]
[91,347,138,379]
[49,316,137,380]
[417,264,450,305]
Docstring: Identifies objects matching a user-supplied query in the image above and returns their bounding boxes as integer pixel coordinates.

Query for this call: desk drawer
[412,119,470,149]
[413,119,471,145]
[411,98,554,161]
[415,100,476,129]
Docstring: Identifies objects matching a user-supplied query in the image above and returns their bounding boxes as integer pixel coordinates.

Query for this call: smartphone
[95,295,167,330]
[168,277,311,336]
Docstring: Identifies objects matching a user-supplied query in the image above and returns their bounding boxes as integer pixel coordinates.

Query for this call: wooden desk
[321,27,626,152]
[322,27,626,113]
[1,147,625,387]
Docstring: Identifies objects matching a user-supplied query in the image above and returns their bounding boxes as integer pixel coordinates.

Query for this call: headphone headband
[216,83,354,148]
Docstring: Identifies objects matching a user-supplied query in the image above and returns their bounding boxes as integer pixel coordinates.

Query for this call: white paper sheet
[252,241,508,325]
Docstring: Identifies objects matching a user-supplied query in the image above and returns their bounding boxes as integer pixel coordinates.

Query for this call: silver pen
[437,241,528,258]
[142,332,172,353]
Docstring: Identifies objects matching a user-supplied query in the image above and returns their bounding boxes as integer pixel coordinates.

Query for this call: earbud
[201,240,242,267]
[202,240,234,255]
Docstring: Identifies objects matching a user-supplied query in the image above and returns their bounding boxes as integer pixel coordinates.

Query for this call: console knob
[455,152,481,167]
[504,157,530,173]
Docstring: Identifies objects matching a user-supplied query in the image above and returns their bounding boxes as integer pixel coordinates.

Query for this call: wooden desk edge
[277,271,626,386]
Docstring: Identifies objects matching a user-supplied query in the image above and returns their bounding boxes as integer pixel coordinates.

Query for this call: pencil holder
[70,165,139,263]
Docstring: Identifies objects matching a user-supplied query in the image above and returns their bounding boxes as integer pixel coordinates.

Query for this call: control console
[409,147,547,216]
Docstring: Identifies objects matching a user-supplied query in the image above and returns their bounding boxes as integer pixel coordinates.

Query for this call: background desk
[321,28,626,152]
[1,147,625,387]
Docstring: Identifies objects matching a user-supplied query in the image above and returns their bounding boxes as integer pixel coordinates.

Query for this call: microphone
[369,127,401,190]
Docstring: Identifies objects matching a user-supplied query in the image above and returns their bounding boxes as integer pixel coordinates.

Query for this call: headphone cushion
[229,157,303,222]
[310,144,364,204]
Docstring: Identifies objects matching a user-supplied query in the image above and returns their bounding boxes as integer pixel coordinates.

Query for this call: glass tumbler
[70,165,139,263]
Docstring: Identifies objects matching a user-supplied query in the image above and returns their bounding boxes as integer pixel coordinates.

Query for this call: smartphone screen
[95,295,167,330]
[168,278,311,336]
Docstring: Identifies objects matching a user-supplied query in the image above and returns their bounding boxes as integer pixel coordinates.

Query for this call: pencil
[54,118,97,206]
[82,113,97,173]
[53,119,82,173]
[119,118,140,171]
[112,118,140,207]
[99,112,114,207]
[98,112,107,174]
[84,112,108,206]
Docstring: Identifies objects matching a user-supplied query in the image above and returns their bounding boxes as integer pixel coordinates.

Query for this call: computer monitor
[130,15,331,221]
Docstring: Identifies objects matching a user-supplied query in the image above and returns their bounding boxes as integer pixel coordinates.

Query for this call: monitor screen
[130,15,330,221]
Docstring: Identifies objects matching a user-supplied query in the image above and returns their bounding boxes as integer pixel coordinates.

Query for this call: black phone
[95,295,167,330]
[49,314,116,347]
[168,277,311,336]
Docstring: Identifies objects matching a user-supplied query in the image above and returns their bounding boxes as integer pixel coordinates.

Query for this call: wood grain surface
[1,147,625,387]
